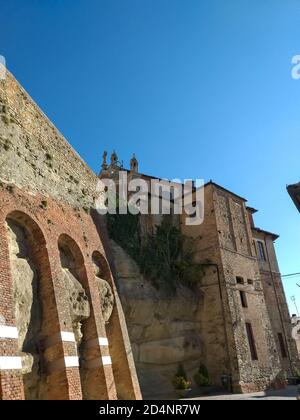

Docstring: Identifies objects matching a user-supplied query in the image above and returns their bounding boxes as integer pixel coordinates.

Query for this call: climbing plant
[107,208,204,291]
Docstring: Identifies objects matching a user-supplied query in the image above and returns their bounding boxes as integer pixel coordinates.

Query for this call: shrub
[172,364,191,390]
[194,364,211,388]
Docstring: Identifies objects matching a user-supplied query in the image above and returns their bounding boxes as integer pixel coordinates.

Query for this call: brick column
[77,263,117,400]
[42,247,84,400]
[0,221,24,400]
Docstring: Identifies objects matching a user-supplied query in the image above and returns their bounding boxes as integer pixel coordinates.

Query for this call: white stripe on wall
[0,325,18,339]
[0,356,22,370]
[98,337,109,346]
[61,331,76,342]
[64,356,79,368]
[102,356,112,366]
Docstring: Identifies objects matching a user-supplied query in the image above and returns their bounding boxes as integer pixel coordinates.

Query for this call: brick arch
[91,249,139,399]
[58,233,85,268]
[5,209,59,400]
[6,210,47,246]
[57,233,94,399]
[91,250,112,284]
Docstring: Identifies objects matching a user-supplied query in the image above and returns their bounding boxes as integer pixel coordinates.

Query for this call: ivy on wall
[107,210,205,291]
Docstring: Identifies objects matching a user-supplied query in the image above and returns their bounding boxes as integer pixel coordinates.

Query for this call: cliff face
[109,240,205,399]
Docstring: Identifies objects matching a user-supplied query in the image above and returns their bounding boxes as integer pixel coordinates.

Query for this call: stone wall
[182,183,289,393]
[0,71,141,400]
[0,70,97,209]
[109,239,219,399]
[253,230,300,375]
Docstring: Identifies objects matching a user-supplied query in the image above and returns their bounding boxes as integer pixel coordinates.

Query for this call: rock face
[59,247,90,347]
[92,255,114,322]
[110,240,204,399]
[7,220,42,400]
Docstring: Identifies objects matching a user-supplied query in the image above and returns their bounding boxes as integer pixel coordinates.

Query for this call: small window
[240,291,248,308]
[257,241,266,261]
[247,279,253,285]
[245,322,258,360]
[278,333,287,358]
[254,281,261,290]
[236,276,244,285]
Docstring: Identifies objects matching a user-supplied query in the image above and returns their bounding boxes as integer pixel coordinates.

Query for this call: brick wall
[0,70,141,400]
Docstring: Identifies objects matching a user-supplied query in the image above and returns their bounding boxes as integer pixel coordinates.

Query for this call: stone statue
[130,153,138,173]
[102,150,108,170]
[110,150,118,167]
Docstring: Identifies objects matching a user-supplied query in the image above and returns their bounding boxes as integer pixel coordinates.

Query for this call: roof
[287,182,300,212]
[252,227,279,241]
[246,206,258,214]
[204,181,247,202]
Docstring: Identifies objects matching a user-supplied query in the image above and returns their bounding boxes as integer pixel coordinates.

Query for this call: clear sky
[1,0,300,313]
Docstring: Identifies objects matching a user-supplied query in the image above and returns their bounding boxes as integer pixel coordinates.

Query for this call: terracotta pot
[175,388,192,399]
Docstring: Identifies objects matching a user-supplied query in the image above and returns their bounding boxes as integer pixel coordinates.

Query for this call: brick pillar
[91,216,142,399]
[0,221,24,400]
[43,246,84,400]
[106,292,142,400]
[77,263,117,400]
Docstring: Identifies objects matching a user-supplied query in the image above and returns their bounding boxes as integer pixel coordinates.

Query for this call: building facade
[99,157,299,396]
[0,69,298,399]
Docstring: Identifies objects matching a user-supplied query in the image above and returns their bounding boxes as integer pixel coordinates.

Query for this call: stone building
[100,157,299,397]
[0,70,141,400]
[0,69,299,400]
[287,182,300,360]
[287,182,300,212]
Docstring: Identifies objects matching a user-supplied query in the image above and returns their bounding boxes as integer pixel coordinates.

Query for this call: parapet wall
[0,70,97,209]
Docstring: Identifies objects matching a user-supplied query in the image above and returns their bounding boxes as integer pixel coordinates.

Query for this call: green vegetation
[172,364,191,390]
[194,364,211,388]
[107,207,205,291]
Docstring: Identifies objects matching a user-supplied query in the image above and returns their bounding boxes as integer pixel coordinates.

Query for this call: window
[240,291,248,308]
[247,279,253,285]
[257,241,266,261]
[236,276,244,285]
[278,333,287,358]
[245,322,258,360]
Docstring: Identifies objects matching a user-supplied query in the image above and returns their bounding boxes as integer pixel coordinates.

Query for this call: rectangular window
[247,279,253,285]
[240,291,248,308]
[245,322,258,360]
[257,241,266,261]
[236,276,244,285]
[278,333,287,358]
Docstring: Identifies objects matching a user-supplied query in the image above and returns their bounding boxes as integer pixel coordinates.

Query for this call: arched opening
[92,251,137,399]
[5,211,50,399]
[92,251,114,324]
[57,234,90,396]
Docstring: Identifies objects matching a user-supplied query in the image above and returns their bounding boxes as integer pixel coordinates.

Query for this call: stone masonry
[99,155,300,397]
[0,69,298,400]
[0,70,141,400]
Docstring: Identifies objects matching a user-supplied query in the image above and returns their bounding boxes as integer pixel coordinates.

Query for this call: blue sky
[1,0,300,313]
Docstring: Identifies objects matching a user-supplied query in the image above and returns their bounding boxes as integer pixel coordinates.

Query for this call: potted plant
[172,364,192,399]
[273,370,287,389]
[194,364,212,395]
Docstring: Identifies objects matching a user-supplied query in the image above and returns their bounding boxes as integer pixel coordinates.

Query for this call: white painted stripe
[61,331,76,342]
[102,356,112,366]
[0,356,22,370]
[64,356,79,367]
[0,325,18,339]
[99,337,109,346]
